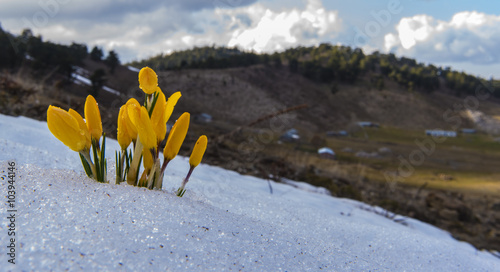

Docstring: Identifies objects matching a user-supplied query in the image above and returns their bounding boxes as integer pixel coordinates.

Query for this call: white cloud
[385,11,500,64]
[222,0,341,52]
[1,0,342,62]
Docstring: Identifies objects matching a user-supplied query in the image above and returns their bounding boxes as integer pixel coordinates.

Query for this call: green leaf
[91,134,107,183]
[100,134,107,182]
[115,151,122,184]
[176,187,186,197]
[79,153,93,178]
[148,91,160,117]
[123,149,131,181]
[135,154,142,186]
[92,138,100,181]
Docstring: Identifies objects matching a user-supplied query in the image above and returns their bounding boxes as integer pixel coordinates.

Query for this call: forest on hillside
[1,26,499,98]
[130,44,500,98]
[0,27,119,88]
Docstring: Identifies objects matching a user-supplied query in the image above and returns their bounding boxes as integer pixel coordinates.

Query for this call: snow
[102,86,121,96]
[0,113,499,271]
[72,73,92,86]
[318,147,335,155]
[72,73,121,96]
[127,66,140,73]
[280,178,331,196]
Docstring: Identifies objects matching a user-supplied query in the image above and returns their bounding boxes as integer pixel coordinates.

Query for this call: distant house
[318,147,336,160]
[460,128,477,134]
[280,129,300,142]
[326,130,348,137]
[425,130,457,137]
[358,122,380,128]
[193,113,212,123]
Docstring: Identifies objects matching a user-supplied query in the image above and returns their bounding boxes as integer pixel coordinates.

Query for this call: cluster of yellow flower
[47,95,107,182]
[47,67,207,196]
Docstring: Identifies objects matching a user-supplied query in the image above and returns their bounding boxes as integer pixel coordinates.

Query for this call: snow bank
[0,114,498,271]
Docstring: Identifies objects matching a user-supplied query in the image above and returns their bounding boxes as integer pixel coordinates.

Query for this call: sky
[1,0,500,78]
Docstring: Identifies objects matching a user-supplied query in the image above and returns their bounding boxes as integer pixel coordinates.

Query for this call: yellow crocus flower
[125,98,140,141]
[117,105,132,150]
[47,106,87,152]
[68,109,91,151]
[138,67,158,94]
[151,89,167,143]
[128,105,157,150]
[165,91,181,123]
[164,112,190,161]
[84,95,103,141]
[189,135,208,168]
[177,135,207,197]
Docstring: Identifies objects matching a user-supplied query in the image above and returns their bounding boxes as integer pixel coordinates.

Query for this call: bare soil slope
[157,65,498,133]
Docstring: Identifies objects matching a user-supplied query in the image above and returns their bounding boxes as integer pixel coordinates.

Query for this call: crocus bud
[84,95,102,142]
[164,112,190,161]
[68,109,91,151]
[151,90,167,143]
[129,105,156,150]
[47,106,87,152]
[138,67,158,94]
[125,98,140,141]
[189,135,207,168]
[117,105,132,150]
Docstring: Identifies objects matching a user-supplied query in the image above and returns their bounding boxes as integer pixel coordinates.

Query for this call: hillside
[156,64,500,132]
[2,27,500,133]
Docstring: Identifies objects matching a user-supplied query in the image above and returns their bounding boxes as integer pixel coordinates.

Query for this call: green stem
[100,134,107,182]
[116,149,126,184]
[152,158,163,190]
[127,135,144,186]
[146,149,159,189]
[120,149,126,181]
[177,166,194,197]
[160,158,171,175]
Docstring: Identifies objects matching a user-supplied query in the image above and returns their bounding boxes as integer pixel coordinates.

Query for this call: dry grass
[400,171,500,196]
[248,124,500,196]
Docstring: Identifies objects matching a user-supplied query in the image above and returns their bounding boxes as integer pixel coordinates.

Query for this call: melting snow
[127,66,140,73]
[0,114,498,271]
[72,73,121,96]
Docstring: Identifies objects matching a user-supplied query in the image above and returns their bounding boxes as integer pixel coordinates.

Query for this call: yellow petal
[127,101,140,128]
[165,92,181,123]
[189,135,207,167]
[68,109,91,150]
[129,105,156,150]
[124,98,140,140]
[138,67,158,94]
[117,105,132,150]
[84,95,103,141]
[142,147,154,171]
[151,90,167,143]
[47,106,86,152]
[164,112,190,161]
